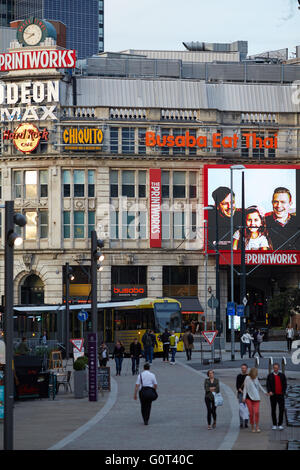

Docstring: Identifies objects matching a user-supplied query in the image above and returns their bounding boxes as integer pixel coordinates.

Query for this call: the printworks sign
[0,80,59,122]
[62,127,103,151]
[2,123,49,153]
[0,50,76,72]
[149,169,161,248]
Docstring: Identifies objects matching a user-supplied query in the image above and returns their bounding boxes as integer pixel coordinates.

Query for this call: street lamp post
[65,263,74,361]
[4,201,26,450]
[230,165,245,361]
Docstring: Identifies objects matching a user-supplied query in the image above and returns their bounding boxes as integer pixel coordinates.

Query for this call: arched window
[20,275,44,305]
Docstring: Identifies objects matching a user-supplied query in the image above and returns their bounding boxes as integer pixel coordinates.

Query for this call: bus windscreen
[154,302,181,333]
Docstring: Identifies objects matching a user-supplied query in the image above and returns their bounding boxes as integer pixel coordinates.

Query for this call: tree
[268,288,300,327]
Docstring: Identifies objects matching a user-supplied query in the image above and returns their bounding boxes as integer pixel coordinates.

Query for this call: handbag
[239,402,249,420]
[212,392,224,407]
[140,374,158,401]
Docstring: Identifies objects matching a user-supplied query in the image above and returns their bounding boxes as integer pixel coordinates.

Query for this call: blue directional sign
[236,304,245,317]
[227,302,235,316]
[78,310,88,322]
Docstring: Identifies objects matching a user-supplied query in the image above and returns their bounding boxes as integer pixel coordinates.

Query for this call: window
[252,131,265,159]
[190,211,197,239]
[173,171,186,198]
[162,171,169,198]
[63,170,71,197]
[63,211,71,239]
[110,127,119,153]
[163,266,198,297]
[110,209,119,239]
[173,129,185,155]
[25,171,37,198]
[137,211,147,239]
[39,211,48,238]
[162,211,170,239]
[74,211,85,238]
[74,170,85,197]
[39,170,48,197]
[122,128,135,154]
[161,128,171,155]
[110,170,118,197]
[241,133,249,158]
[88,170,95,197]
[138,171,146,198]
[173,212,185,239]
[25,211,37,240]
[88,211,95,238]
[188,129,197,155]
[138,128,146,155]
[189,172,197,198]
[14,171,22,198]
[122,170,135,197]
[122,211,135,239]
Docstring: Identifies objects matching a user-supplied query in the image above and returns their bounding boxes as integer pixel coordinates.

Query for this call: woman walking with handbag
[243,367,268,433]
[134,362,158,425]
[204,370,220,430]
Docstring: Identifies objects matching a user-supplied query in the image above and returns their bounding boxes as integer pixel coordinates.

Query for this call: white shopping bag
[239,402,249,420]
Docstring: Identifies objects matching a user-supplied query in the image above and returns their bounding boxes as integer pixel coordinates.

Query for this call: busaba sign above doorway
[3,123,49,153]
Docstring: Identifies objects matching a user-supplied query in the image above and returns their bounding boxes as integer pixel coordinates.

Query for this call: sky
[105,0,300,57]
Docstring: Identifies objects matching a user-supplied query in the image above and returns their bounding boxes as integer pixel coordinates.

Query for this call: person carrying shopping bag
[242,367,268,433]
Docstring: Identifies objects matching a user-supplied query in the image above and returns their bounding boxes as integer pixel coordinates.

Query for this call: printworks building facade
[0,35,300,341]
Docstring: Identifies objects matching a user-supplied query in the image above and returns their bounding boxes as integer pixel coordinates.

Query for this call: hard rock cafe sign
[3,123,49,153]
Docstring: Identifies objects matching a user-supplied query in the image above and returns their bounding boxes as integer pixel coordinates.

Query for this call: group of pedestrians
[240,329,264,359]
[235,362,287,433]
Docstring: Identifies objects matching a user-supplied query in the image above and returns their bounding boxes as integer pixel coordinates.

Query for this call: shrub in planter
[73,356,88,398]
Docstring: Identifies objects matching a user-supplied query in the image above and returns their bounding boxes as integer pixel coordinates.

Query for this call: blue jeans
[144,346,153,363]
[171,347,176,363]
[131,357,140,374]
[115,357,123,374]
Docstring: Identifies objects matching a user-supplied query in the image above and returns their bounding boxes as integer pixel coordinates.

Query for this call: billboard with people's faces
[203,165,300,265]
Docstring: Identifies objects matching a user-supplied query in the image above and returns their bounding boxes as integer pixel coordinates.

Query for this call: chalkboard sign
[97,366,110,391]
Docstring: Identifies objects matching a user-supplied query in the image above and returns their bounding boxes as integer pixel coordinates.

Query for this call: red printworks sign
[149,169,161,248]
[0,49,76,72]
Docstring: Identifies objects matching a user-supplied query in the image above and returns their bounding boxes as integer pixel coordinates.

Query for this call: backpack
[187,333,194,345]
[144,334,152,347]
[169,335,176,347]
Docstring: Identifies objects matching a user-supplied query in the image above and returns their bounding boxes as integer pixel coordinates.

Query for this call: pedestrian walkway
[0,350,298,450]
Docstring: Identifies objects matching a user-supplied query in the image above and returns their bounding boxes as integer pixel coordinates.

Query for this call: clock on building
[17,17,57,47]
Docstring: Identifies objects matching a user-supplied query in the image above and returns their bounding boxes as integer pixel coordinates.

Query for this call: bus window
[154,306,181,333]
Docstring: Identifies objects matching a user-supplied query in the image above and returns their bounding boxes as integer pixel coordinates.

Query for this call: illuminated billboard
[204,165,300,265]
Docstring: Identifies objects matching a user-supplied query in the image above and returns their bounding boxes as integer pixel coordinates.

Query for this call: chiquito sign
[0,80,59,122]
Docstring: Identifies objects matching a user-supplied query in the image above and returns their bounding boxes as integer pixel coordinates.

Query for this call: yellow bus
[114,297,183,355]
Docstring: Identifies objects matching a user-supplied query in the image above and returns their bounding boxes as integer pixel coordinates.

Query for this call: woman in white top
[286,324,294,352]
[242,367,267,433]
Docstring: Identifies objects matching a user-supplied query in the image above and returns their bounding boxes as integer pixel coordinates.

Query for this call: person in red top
[266,363,287,430]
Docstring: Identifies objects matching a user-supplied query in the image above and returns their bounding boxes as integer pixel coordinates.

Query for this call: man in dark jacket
[130,338,142,375]
[266,363,287,430]
[236,363,249,428]
[159,328,170,362]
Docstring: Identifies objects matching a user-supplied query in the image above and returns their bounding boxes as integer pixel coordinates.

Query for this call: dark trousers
[131,357,140,374]
[287,338,293,352]
[139,390,152,423]
[185,348,192,360]
[205,396,217,425]
[252,342,262,358]
[115,357,123,374]
[100,358,108,367]
[163,344,169,361]
[242,343,251,358]
[270,394,285,426]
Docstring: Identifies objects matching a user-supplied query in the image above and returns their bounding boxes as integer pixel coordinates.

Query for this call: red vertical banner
[149,169,162,248]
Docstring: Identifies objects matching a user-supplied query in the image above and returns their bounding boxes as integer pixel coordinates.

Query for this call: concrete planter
[73,369,87,398]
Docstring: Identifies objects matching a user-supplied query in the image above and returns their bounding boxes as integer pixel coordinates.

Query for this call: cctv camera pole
[4,201,15,450]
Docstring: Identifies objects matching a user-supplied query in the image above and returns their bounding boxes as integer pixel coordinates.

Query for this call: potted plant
[73,356,88,398]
